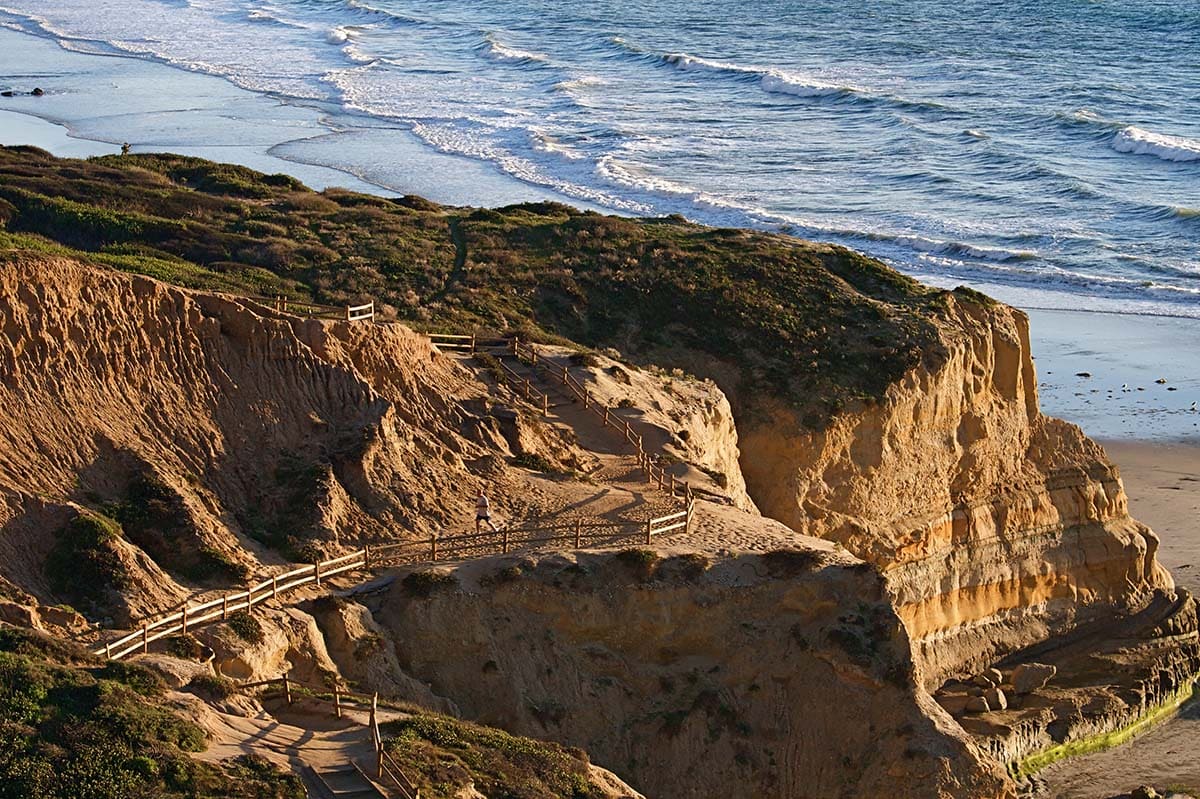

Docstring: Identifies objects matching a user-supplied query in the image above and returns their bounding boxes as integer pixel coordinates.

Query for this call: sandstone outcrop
[0,254,579,617]
[731,293,1174,685]
[349,549,1013,799]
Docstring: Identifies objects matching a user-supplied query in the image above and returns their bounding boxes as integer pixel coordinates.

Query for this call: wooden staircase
[306,763,386,798]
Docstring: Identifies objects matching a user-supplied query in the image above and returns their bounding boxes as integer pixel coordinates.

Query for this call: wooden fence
[237,676,420,799]
[431,332,695,500]
[253,296,376,322]
[93,502,694,661]
[508,339,695,500]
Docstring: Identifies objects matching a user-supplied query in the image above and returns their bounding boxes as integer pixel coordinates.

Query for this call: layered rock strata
[347,549,1014,799]
[733,294,1176,684]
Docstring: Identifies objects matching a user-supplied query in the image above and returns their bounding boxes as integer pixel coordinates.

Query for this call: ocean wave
[553,75,605,93]
[245,6,310,31]
[481,32,550,65]
[661,51,851,98]
[609,37,947,112]
[327,26,351,44]
[1111,126,1200,162]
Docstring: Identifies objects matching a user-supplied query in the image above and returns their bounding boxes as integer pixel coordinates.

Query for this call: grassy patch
[1011,680,1198,780]
[382,714,604,799]
[0,639,302,798]
[0,147,955,428]
[44,512,129,614]
[105,472,248,584]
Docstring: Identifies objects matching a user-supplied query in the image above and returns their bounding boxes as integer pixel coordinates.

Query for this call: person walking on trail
[475,489,500,533]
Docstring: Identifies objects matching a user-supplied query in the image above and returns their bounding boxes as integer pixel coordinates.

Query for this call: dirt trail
[186,694,407,797]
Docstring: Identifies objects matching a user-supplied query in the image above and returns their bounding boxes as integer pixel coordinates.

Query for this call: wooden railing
[509,339,696,501]
[252,296,375,322]
[237,676,420,799]
[93,504,694,660]
[427,333,510,353]
[94,550,366,660]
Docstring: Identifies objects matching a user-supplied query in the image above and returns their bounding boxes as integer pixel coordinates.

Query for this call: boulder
[935,694,971,716]
[972,668,1004,689]
[137,654,214,688]
[0,600,42,630]
[966,695,991,714]
[1131,786,1161,799]
[985,687,1008,711]
[1012,662,1057,694]
[38,604,88,632]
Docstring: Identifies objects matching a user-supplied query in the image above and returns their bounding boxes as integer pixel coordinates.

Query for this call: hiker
[475,489,500,533]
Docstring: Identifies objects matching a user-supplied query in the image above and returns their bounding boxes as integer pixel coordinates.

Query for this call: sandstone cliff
[0,254,577,620]
[337,549,1013,799]
[731,293,1174,685]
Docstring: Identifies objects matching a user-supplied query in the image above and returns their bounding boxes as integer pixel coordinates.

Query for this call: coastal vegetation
[0,145,957,425]
[0,628,303,799]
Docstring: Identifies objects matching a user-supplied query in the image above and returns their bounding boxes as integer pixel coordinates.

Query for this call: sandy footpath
[1037,439,1200,798]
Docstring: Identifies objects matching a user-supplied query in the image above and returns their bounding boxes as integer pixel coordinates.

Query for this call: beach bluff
[0,147,1195,798]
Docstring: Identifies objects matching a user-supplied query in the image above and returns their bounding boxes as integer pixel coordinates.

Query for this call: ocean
[0,0,1198,317]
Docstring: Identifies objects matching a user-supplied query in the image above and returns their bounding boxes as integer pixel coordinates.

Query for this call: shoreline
[3,20,1200,442]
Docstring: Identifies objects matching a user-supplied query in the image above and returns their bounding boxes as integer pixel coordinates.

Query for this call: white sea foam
[327,26,351,44]
[1111,126,1200,162]
[482,32,549,64]
[659,51,852,98]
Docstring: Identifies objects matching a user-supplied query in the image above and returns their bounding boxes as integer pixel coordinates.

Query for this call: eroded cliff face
[0,255,577,618]
[735,295,1173,683]
[349,549,1013,799]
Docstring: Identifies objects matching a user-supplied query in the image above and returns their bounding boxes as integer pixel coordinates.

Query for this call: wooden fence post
[272,575,279,598]
[222,594,229,620]
[574,519,582,549]
[283,673,292,705]
[314,561,321,588]
[510,337,518,355]
[645,518,653,545]
[181,606,188,634]
[430,534,438,561]
[334,685,342,718]
[142,624,149,654]
[104,641,112,660]
[501,528,509,554]
[602,407,610,426]
[543,395,549,415]
[345,305,352,322]
[470,333,476,354]
[364,544,372,570]
[583,390,590,409]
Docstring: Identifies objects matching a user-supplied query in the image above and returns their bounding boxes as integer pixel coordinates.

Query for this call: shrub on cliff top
[0,146,954,428]
[382,714,604,799]
[402,569,457,598]
[225,610,265,646]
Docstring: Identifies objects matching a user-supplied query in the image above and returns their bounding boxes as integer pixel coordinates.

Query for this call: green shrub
[44,512,129,612]
[0,644,303,799]
[511,452,555,473]
[225,610,264,645]
[401,570,457,598]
